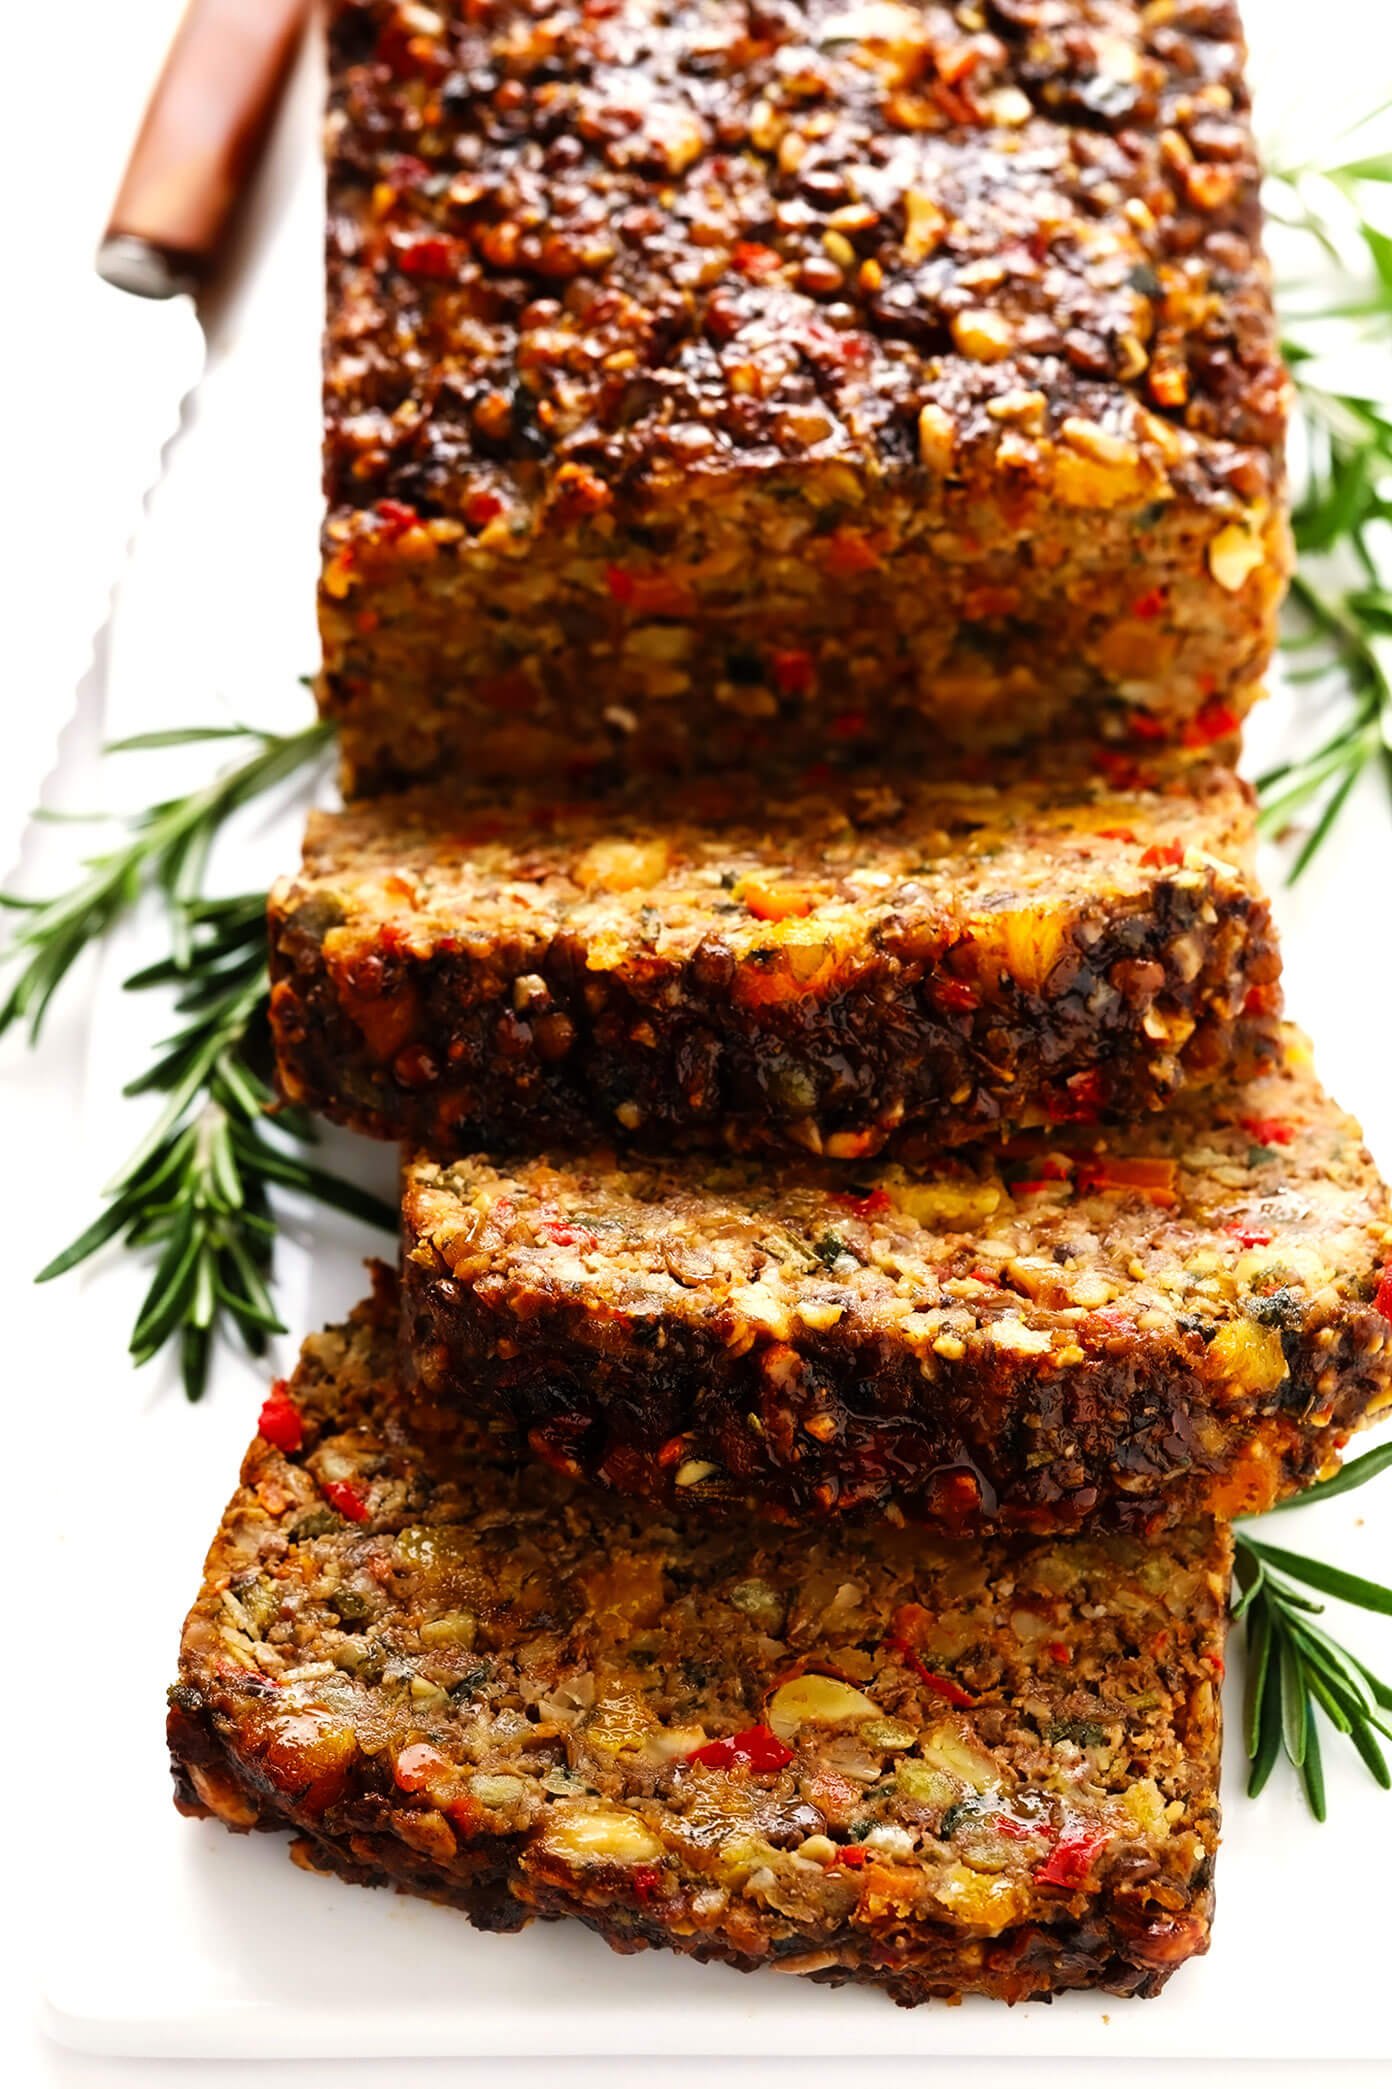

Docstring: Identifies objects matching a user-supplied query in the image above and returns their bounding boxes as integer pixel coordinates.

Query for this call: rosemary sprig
[1234,1441,1392,1818]
[0,719,332,1033]
[3,723,393,1399]
[1261,108,1392,873]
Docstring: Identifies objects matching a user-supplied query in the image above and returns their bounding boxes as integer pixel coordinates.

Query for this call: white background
[2,3,1390,2085]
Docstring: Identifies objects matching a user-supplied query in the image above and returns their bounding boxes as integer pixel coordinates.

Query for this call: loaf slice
[269,761,1281,1159]
[402,1035,1392,1534]
[321,0,1288,790]
[169,1279,1229,2006]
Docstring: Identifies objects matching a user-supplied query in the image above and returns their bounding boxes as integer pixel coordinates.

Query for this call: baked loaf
[401,1036,1392,1533]
[320,0,1288,790]
[269,761,1281,1158]
[169,1281,1229,2005]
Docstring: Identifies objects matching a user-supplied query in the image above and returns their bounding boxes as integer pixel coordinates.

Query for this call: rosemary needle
[1234,1444,1392,1819]
[1263,113,1392,873]
[3,722,393,1400]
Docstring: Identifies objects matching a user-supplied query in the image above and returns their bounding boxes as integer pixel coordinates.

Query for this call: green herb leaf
[9,719,393,1397]
[0,721,331,1041]
[1240,1539,1392,1616]
[1234,1432,1392,1815]
[1262,132,1392,871]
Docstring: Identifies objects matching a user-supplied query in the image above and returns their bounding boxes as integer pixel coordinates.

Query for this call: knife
[3,0,313,885]
[6,0,314,880]
[91,0,313,548]
[23,0,310,794]
[98,0,311,304]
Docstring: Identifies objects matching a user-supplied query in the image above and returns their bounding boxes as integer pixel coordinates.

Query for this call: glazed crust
[400,1037,1392,1534]
[268,760,1281,1158]
[170,1281,1229,2005]
[320,0,1289,790]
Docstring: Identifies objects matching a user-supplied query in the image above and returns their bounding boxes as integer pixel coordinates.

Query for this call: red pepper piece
[1243,983,1280,1019]
[1034,1824,1111,1889]
[1240,1117,1294,1148]
[1129,588,1166,620]
[1095,826,1138,845]
[835,1845,869,1868]
[375,498,420,539]
[686,1724,794,1774]
[444,1794,479,1835]
[1128,711,1168,741]
[258,1381,303,1454]
[463,489,505,529]
[1182,697,1242,749]
[1047,1641,1071,1665]
[902,1655,975,1707]
[687,1736,737,1769]
[732,241,782,278]
[1376,1268,1392,1324]
[540,1220,598,1251]
[1140,839,1184,869]
[1054,1069,1106,1122]
[396,234,456,280]
[1225,1222,1273,1249]
[834,1188,893,1219]
[732,1725,795,1772]
[632,1865,664,1901]
[769,648,814,697]
[935,976,978,1013]
[992,1813,1036,1841]
[323,1478,371,1524]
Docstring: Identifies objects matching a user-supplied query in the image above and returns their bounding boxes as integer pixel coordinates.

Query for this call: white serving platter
[24,0,1392,2062]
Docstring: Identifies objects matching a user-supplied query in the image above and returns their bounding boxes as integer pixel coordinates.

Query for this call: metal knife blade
[0,276,208,885]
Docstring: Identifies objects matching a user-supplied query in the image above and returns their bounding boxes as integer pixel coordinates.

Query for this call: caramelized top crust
[325,0,1286,529]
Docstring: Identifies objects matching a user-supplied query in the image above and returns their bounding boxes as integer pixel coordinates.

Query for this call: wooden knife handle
[98,0,312,299]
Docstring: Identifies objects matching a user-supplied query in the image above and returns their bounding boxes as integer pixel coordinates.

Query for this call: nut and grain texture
[269,760,1281,1158]
[169,1280,1230,2004]
[320,0,1289,791]
[402,1034,1392,1534]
